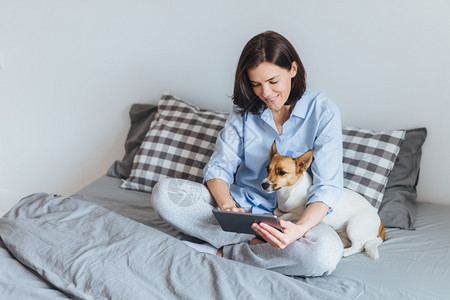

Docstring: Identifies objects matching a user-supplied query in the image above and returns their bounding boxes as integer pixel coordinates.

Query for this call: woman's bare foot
[250,237,265,245]
[216,238,265,257]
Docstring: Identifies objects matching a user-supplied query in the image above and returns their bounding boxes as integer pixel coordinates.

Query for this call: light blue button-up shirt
[204,89,343,214]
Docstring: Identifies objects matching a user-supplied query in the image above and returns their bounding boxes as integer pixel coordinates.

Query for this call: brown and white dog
[261,142,385,260]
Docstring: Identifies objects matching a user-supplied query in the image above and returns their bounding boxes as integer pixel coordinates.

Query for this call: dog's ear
[295,150,313,173]
[269,141,279,159]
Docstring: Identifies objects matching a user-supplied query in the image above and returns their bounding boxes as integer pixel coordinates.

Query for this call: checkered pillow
[121,95,229,192]
[342,127,405,209]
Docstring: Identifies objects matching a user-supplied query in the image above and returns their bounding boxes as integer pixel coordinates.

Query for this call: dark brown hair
[232,31,307,115]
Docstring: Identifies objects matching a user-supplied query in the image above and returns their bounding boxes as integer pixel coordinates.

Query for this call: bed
[1,94,449,300]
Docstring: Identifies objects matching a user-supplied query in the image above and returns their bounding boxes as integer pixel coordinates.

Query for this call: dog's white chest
[277,173,312,213]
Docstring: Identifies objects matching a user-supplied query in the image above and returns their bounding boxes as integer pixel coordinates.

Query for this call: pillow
[121,95,229,193]
[378,128,427,229]
[116,100,408,213]
[342,127,405,209]
[107,103,158,179]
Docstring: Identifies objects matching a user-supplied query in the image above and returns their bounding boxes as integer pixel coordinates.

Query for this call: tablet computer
[212,209,284,235]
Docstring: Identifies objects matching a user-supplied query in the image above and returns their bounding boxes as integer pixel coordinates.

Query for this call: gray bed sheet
[0,177,345,300]
[1,175,450,299]
[75,176,450,299]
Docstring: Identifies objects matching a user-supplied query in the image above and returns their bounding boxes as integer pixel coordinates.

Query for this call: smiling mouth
[265,95,278,103]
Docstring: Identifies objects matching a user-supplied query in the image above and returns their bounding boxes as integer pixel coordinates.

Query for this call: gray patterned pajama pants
[151,178,343,277]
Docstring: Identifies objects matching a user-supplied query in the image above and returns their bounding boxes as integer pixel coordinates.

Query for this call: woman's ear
[290,61,298,78]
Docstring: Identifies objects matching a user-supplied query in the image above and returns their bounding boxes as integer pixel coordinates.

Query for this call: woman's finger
[252,223,286,249]
[253,226,279,248]
[259,223,289,247]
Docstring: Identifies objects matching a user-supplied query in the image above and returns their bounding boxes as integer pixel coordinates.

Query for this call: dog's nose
[261,181,270,190]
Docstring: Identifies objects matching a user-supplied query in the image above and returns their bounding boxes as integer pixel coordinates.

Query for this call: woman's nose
[261,83,271,98]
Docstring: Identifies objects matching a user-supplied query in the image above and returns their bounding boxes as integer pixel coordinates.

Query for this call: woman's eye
[270,81,278,85]
[252,83,260,87]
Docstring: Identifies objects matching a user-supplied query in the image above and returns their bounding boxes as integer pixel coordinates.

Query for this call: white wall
[1,0,449,212]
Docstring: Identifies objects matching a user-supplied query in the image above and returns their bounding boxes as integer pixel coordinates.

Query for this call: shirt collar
[260,88,315,122]
[291,89,313,119]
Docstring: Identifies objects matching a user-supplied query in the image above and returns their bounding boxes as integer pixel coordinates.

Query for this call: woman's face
[247,61,297,112]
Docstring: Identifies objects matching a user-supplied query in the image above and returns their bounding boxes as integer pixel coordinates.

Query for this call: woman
[151,31,343,276]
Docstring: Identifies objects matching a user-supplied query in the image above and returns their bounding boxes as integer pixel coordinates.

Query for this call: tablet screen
[212,209,284,235]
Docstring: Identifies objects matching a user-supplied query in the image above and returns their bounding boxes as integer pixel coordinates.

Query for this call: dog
[261,141,385,260]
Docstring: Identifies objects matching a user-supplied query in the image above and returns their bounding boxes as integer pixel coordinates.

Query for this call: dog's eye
[277,170,287,176]
[266,166,270,173]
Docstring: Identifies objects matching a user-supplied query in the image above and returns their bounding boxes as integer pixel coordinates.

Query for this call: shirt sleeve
[203,112,244,186]
[307,103,344,210]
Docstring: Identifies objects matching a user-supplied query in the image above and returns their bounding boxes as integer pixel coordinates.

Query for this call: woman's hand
[251,220,308,249]
[251,203,329,248]
[221,204,245,213]
[206,179,245,213]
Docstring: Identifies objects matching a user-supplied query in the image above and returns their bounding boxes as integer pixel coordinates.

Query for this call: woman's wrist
[206,178,242,211]
[292,222,309,240]
[220,201,237,210]
[295,202,329,228]
[220,201,245,212]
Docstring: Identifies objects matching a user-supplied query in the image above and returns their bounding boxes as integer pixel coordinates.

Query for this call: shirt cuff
[203,166,234,186]
[306,184,343,211]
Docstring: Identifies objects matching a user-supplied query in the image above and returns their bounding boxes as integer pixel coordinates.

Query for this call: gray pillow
[378,128,427,229]
[107,103,158,179]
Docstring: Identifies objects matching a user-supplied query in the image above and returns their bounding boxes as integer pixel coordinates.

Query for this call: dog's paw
[343,244,364,257]
[277,213,298,222]
[274,208,284,217]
